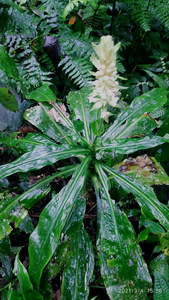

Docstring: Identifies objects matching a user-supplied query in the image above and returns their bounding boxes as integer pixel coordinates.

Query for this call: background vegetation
[0,0,169,299]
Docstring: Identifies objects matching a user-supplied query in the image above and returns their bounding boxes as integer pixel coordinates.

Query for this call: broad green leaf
[102,88,168,141]
[13,254,43,300]
[0,165,77,239]
[28,156,91,288]
[90,108,104,137]
[61,227,94,300]
[139,218,165,234]
[24,105,71,144]
[97,136,168,154]
[67,86,91,143]
[0,144,89,180]
[0,45,18,79]
[113,156,169,186]
[150,254,169,280]
[0,88,18,112]
[102,164,169,230]
[153,272,169,300]
[137,227,150,242]
[26,84,56,102]
[1,287,22,300]
[95,164,152,299]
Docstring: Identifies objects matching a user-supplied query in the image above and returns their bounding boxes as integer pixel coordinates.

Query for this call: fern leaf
[59,55,92,87]
[63,0,88,20]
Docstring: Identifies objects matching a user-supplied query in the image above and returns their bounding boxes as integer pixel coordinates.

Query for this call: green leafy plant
[0,35,169,299]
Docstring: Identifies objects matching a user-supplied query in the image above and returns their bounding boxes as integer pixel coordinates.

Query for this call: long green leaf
[0,165,77,240]
[0,144,89,180]
[0,132,57,154]
[67,87,91,144]
[28,156,91,288]
[96,136,168,154]
[95,164,152,299]
[102,88,168,141]
[102,164,169,230]
[110,113,158,139]
[61,227,94,300]
[13,254,43,300]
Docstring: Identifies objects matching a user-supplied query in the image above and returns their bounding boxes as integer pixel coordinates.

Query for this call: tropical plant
[0,35,169,299]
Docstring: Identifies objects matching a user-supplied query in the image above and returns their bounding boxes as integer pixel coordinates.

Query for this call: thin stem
[110,0,116,35]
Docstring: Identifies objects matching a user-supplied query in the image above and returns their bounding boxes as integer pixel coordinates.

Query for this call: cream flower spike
[88,35,121,119]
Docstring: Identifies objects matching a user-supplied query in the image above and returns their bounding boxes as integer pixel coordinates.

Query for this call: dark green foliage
[0,0,169,299]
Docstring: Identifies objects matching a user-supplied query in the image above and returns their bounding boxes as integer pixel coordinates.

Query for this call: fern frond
[58,27,93,58]
[124,0,151,32]
[40,52,55,72]
[58,55,92,88]
[124,0,169,31]
[6,8,38,36]
[152,0,169,30]
[39,11,58,33]
[19,54,52,90]
[38,0,66,15]
[63,0,88,20]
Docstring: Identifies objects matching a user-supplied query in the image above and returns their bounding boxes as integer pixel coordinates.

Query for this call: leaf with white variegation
[61,227,94,300]
[24,105,70,144]
[0,144,89,180]
[67,86,92,143]
[0,164,78,240]
[95,164,152,299]
[102,164,169,230]
[96,136,168,154]
[28,156,91,288]
[102,88,168,141]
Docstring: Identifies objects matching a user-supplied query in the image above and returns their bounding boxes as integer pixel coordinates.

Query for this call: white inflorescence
[89,35,121,119]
